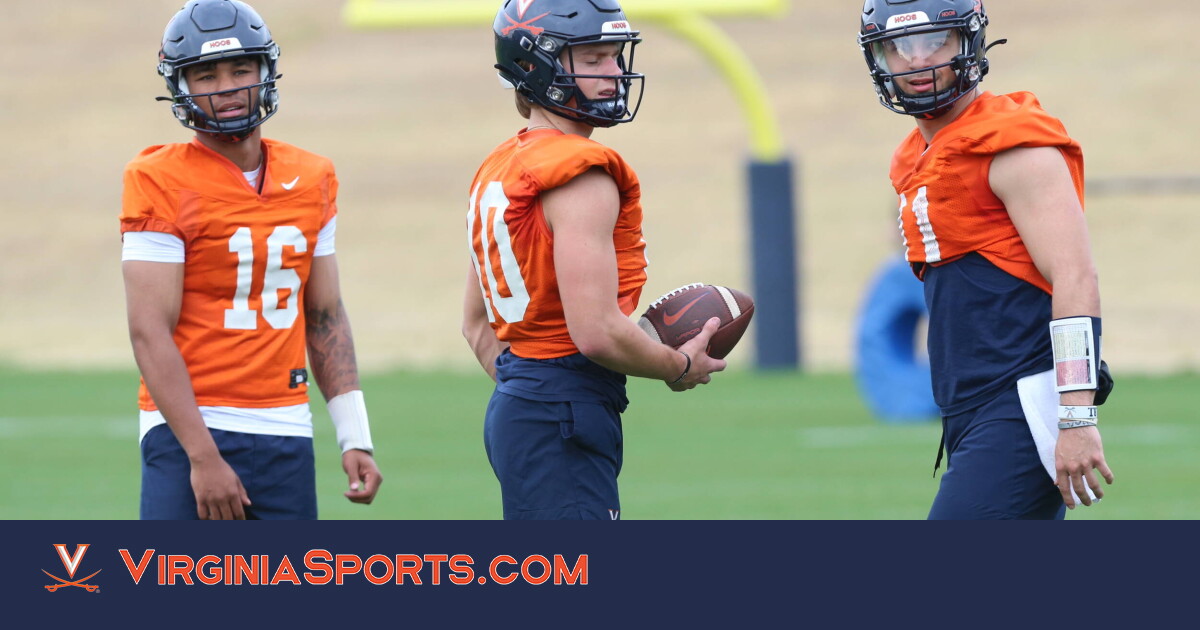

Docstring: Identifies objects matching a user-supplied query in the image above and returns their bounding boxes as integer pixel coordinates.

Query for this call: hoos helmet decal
[859,0,1004,119]
[157,0,281,141]
[493,0,644,127]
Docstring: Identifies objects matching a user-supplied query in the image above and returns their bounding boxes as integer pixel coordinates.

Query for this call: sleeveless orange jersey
[890,91,1085,293]
[121,137,338,410]
[467,128,648,359]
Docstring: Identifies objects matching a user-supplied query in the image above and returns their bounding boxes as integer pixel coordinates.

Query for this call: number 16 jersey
[120,137,337,411]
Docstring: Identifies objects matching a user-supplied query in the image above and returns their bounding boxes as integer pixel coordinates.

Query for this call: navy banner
[2,521,1186,624]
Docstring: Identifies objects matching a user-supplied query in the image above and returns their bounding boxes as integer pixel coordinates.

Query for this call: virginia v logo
[56,544,89,577]
[43,544,101,593]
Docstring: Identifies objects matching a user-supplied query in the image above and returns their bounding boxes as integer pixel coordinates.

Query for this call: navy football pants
[140,424,317,520]
[928,387,1065,520]
[484,391,623,520]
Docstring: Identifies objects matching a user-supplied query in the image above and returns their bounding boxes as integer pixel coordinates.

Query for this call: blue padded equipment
[854,257,939,423]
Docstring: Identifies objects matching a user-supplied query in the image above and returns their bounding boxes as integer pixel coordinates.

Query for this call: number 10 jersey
[467,128,648,359]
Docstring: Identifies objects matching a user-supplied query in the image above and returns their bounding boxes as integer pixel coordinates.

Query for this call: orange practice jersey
[890,91,1085,293]
[121,137,338,410]
[467,128,648,359]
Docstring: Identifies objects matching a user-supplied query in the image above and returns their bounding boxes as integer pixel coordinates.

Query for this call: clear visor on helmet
[560,41,631,81]
[869,28,961,75]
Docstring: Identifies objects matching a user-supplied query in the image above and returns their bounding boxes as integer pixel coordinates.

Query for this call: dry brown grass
[1,0,1195,372]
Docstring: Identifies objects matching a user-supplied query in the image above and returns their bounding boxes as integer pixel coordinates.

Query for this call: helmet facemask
[161,48,280,142]
[869,27,974,119]
[860,6,992,120]
[540,38,644,127]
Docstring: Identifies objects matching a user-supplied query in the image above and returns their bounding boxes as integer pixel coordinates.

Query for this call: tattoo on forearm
[305,299,360,399]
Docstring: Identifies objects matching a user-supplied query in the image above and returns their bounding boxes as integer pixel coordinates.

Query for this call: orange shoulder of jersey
[890,92,1084,293]
[120,137,339,410]
[467,131,647,359]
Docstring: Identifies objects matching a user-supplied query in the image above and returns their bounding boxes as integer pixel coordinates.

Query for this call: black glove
[1094,360,1114,405]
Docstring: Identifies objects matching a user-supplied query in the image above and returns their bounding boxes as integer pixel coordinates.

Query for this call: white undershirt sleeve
[122,231,185,263]
[123,218,333,262]
[314,215,337,257]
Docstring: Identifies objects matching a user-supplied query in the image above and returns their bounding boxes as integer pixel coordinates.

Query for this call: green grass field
[1,366,1196,520]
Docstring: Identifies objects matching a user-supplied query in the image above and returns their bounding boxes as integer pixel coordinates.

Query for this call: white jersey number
[224,226,307,330]
[898,186,942,263]
[467,181,530,324]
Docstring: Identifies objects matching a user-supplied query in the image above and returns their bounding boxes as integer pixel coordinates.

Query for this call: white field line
[0,417,133,439]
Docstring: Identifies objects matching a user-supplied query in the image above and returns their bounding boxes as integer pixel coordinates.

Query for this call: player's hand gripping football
[667,317,727,392]
[342,449,383,504]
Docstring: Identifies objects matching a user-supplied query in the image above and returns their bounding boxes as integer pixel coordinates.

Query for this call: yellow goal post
[342,0,787,160]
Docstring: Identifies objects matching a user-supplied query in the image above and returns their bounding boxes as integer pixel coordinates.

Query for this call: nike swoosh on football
[281,176,300,190]
[662,295,707,326]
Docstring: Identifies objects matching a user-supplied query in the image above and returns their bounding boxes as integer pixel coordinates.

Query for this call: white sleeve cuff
[122,231,185,263]
[314,215,337,257]
[328,389,373,453]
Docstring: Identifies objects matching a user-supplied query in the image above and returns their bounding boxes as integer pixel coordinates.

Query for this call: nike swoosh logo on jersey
[281,176,300,190]
[662,295,707,326]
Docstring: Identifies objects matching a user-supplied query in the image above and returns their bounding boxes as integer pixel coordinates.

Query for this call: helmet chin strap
[984,39,1009,53]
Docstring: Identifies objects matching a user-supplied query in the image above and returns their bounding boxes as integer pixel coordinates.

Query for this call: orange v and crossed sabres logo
[43,544,101,593]
[663,295,707,326]
[502,11,551,36]
[505,0,549,36]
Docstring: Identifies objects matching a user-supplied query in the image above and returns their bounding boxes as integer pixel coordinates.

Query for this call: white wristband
[1058,405,1098,421]
[328,390,374,454]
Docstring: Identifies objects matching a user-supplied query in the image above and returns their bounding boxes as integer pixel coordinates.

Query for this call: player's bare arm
[122,260,251,519]
[305,254,360,398]
[545,168,726,389]
[304,254,382,504]
[991,146,1114,507]
[462,263,510,382]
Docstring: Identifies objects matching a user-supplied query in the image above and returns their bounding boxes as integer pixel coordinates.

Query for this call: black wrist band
[669,351,691,385]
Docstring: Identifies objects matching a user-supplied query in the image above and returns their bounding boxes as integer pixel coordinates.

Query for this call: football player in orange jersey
[462,0,726,520]
[859,0,1113,519]
[120,0,381,519]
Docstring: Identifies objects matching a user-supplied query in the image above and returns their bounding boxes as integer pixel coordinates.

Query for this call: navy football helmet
[493,0,644,127]
[859,0,1002,119]
[157,0,280,141]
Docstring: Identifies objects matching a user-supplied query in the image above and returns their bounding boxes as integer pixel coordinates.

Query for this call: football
[637,283,755,359]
